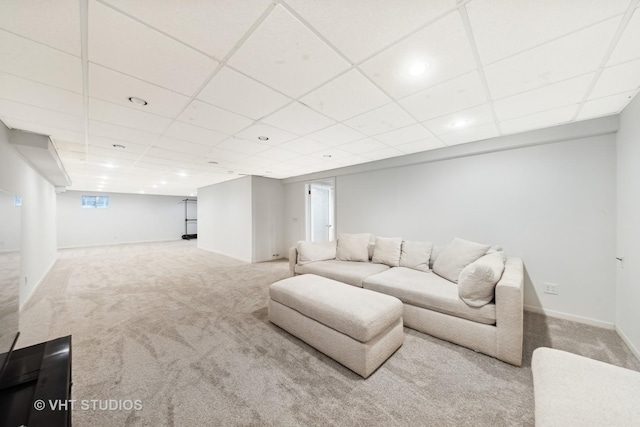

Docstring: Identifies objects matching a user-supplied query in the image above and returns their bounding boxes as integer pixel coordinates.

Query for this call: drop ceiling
[0,0,639,196]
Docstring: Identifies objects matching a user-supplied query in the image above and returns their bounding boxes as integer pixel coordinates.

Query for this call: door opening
[306,181,335,242]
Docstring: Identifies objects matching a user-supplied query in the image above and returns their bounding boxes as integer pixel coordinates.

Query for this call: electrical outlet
[543,283,559,295]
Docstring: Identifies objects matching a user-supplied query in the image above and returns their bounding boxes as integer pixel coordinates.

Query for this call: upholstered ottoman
[268,274,403,378]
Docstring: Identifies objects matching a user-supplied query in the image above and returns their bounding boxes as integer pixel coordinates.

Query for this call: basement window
[81,195,110,208]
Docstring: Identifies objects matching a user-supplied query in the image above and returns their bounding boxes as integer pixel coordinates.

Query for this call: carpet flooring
[18,240,640,426]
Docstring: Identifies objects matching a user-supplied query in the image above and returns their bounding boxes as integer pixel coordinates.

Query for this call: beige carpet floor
[18,240,640,426]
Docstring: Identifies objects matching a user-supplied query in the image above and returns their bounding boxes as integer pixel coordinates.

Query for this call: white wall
[252,176,284,263]
[283,120,618,327]
[198,176,252,262]
[57,190,187,248]
[616,95,640,358]
[0,123,58,308]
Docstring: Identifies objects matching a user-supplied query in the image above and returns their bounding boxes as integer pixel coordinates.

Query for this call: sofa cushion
[429,245,443,269]
[372,237,402,267]
[363,267,496,325]
[295,260,390,287]
[400,241,432,272]
[296,240,336,265]
[432,238,490,283]
[336,233,370,262]
[458,252,506,307]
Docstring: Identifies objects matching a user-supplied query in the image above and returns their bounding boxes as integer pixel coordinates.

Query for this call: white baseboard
[524,304,615,329]
[615,326,640,362]
[20,257,57,311]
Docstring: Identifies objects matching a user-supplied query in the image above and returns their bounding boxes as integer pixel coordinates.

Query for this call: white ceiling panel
[300,69,391,121]
[227,5,350,98]
[101,0,272,59]
[89,64,191,118]
[340,138,389,155]
[198,67,291,120]
[145,147,196,162]
[375,123,437,146]
[163,121,227,147]
[88,135,149,154]
[89,98,172,134]
[0,99,84,132]
[590,59,640,100]
[89,1,217,96]
[578,90,638,120]
[423,104,495,137]
[0,30,82,93]
[0,0,81,56]
[500,105,578,135]
[153,136,210,155]
[306,123,366,146]
[608,9,640,65]
[359,12,477,99]
[215,137,270,155]
[494,74,595,121]
[88,145,143,161]
[2,118,85,144]
[363,146,405,161]
[204,147,249,164]
[395,138,446,154]
[234,123,297,145]
[52,139,85,153]
[467,0,629,65]
[399,71,487,122]
[88,120,159,145]
[277,138,328,155]
[256,147,300,162]
[286,0,455,63]
[262,102,335,136]
[344,103,416,136]
[177,100,252,135]
[439,123,500,146]
[485,18,620,99]
[0,72,84,116]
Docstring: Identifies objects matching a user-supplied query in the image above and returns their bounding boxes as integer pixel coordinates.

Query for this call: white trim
[524,304,615,329]
[20,257,57,311]
[615,326,640,362]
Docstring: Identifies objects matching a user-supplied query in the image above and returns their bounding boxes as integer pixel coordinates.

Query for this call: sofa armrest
[495,257,524,366]
[289,247,298,277]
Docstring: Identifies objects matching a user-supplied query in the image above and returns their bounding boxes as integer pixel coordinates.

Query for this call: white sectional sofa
[289,234,524,366]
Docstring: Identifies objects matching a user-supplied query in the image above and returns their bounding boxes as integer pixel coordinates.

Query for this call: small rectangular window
[14,196,22,207]
[82,195,109,208]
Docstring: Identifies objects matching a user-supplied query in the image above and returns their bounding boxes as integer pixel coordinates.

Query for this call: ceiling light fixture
[178,172,187,177]
[451,119,469,128]
[112,144,126,149]
[408,62,427,77]
[323,154,332,158]
[128,96,148,106]
[258,136,269,141]
[208,161,219,164]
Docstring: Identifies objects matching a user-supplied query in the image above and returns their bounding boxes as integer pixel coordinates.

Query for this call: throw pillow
[429,245,443,269]
[432,238,491,283]
[296,240,336,265]
[399,241,433,272]
[458,252,506,307]
[372,237,403,267]
[336,233,370,262]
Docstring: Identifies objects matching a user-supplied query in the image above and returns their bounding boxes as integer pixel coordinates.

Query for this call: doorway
[306,180,335,242]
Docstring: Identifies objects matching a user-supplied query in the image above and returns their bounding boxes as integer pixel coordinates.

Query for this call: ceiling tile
[467,0,629,65]
[204,147,248,164]
[375,123,437,146]
[262,102,335,135]
[0,72,84,116]
[227,5,350,98]
[256,147,300,162]
[395,138,446,154]
[89,64,191,118]
[500,105,578,135]
[340,138,388,155]
[300,69,391,121]
[145,147,196,162]
[0,99,84,132]
[100,0,271,59]
[215,137,270,155]
[423,104,495,136]
[52,139,85,153]
[439,123,500,146]
[399,71,487,122]
[88,145,142,160]
[343,103,416,136]
[234,123,297,145]
[88,135,149,154]
[494,73,594,121]
[153,136,210,155]
[277,138,328,155]
[286,0,455,63]
[578,90,638,120]
[335,155,375,167]
[197,67,291,120]
[0,30,82,93]
[0,0,81,56]
[177,100,252,134]
[89,98,172,134]
[306,123,366,146]
[359,12,477,99]
[608,9,640,65]
[89,1,217,96]
[589,59,640,99]
[363,146,405,161]
[484,18,620,99]
[162,121,227,147]
[88,120,159,145]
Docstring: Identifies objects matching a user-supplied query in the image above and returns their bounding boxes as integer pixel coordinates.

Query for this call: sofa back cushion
[372,237,403,267]
[336,233,370,262]
[296,240,337,265]
[458,251,506,307]
[432,238,490,283]
[400,241,433,272]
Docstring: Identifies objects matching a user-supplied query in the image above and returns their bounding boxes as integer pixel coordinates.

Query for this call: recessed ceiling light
[451,119,469,128]
[208,161,218,164]
[128,96,148,106]
[408,62,427,77]
[258,136,269,141]
[112,144,126,149]
[177,172,187,177]
[323,154,332,158]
